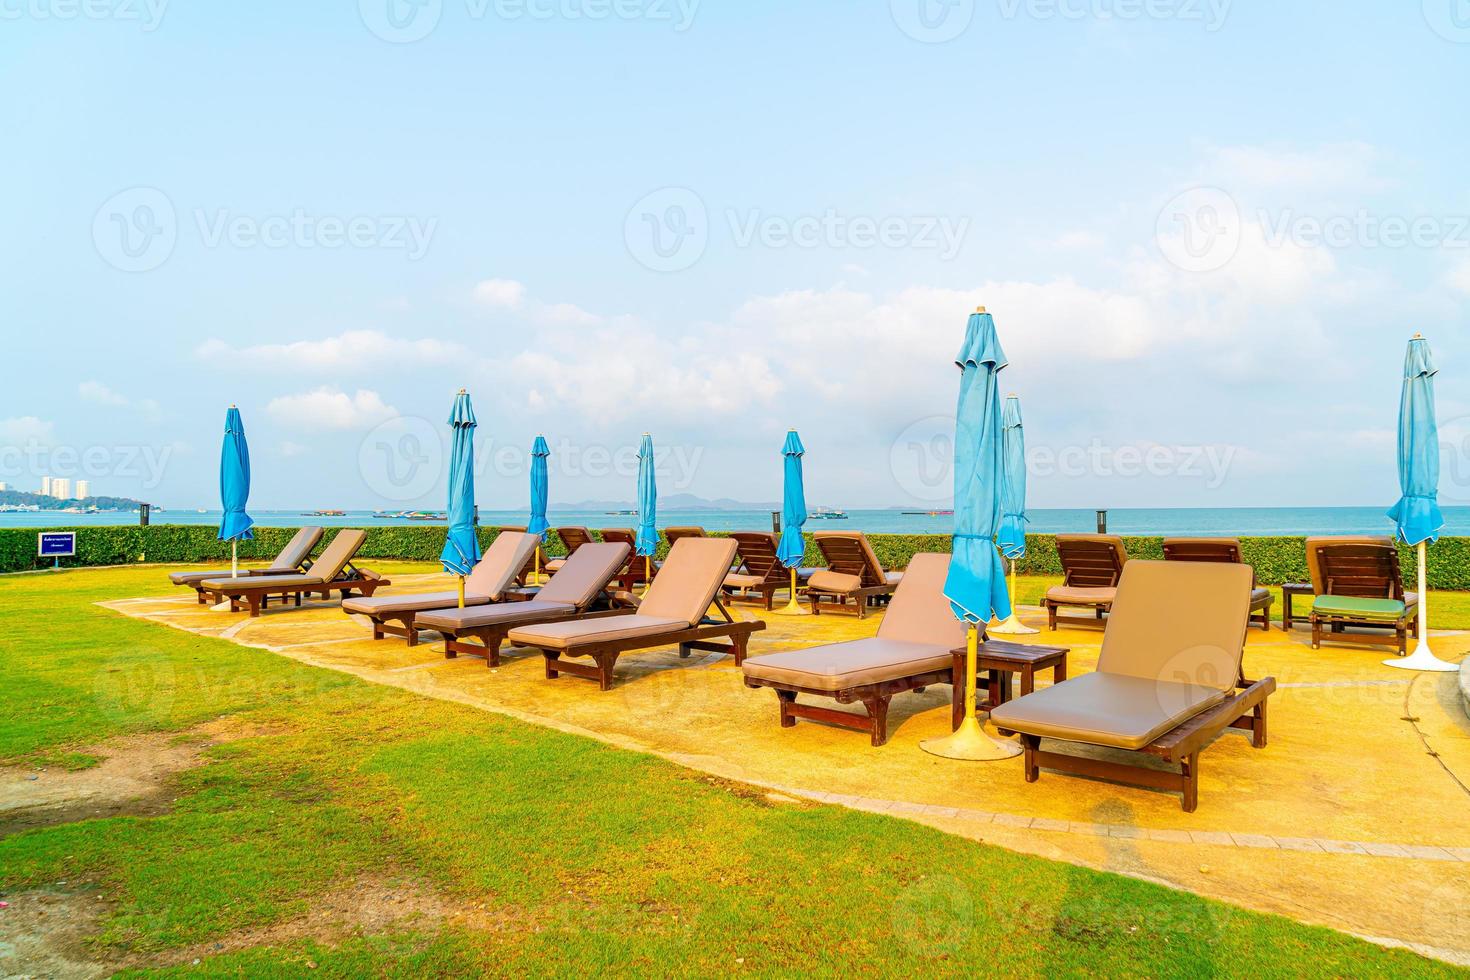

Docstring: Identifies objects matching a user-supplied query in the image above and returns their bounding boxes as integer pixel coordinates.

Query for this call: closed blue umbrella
[990,395,1037,635]
[440,390,481,607]
[528,435,551,582]
[218,406,254,578]
[635,433,658,592]
[774,429,808,615]
[1384,335,1456,671]
[922,307,1020,761]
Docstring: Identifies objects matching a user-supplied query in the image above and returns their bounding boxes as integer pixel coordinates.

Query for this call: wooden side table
[949,639,1070,730]
[1280,583,1314,631]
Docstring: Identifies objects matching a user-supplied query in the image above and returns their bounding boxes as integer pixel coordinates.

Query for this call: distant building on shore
[75,480,90,500]
[51,478,71,499]
[40,476,50,497]
[0,482,7,491]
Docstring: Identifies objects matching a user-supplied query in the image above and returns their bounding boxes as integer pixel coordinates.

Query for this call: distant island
[0,489,149,513]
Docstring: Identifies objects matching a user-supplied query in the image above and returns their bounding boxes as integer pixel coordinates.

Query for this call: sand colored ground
[104,573,1470,965]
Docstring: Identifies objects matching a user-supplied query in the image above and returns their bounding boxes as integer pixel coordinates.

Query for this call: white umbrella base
[920,716,1022,761]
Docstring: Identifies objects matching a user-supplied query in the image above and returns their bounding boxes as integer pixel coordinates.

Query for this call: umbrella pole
[989,558,1037,635]
[920,625,1022,760]
[773,566,810,616]
[458,575,465,609]
[231,540,238,579]
[640,556,652,597]
[533,546,542,585]
[1384,541,1459,671]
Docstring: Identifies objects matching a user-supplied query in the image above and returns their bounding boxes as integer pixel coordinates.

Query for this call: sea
[3,506,1464,537]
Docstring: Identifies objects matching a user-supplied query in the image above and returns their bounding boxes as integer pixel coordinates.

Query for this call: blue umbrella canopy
[943,311,1013,624]
[777,430,808,567]
[995,396,1028,561]
[439,390,482,576]
[635,434,658,557]
[217,406,254,542]
[528,435,551,540]
[1387,336,1444,546]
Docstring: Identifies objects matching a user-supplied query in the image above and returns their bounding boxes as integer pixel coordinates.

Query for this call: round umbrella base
[1383,644,1461,672]
[988,613,1038,636]
[920,717,1022,761]
[771,598,810,617]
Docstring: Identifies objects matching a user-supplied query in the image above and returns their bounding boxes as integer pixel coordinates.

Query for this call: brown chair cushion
[463,532,538,599]
[638,537,740,626]
[416,599,579,631]
[200,572,327,590]
[310,529,368,581]
[536,542,630,607]
[989,671,1227,750]
[807,570,863,594]
[508,614,687,651]
[1044,585,1116,606]
[876,553,966,648]
[742,638,952,692]
[171,566,295,585]
[723,573,767,590]
[343,591,493,616]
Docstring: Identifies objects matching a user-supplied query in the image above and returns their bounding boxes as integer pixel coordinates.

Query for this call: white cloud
[536,302,602,327]
[473,278,526,309]
[78,381,128,406]
[197,330,465,372]
[266,388,398,431]
[0,416,54,444]
[278,440,309,457]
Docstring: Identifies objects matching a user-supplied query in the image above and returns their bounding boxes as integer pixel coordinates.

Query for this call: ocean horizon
[3,505,1461,538]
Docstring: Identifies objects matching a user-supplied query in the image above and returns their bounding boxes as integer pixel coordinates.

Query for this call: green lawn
[0,566,1462,977]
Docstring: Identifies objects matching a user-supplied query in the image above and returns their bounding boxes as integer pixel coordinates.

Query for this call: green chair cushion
[1312,595,1407,621]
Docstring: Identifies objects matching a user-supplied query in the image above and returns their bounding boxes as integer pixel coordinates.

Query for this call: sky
[3,1,1470,512]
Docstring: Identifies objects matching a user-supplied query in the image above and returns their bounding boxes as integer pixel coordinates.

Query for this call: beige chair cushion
[723,573,766,589]
[807,570,863,594]
[311,529,368,581]
[877,553,966,648]
[637,537,739,626]
[171,526,324,585]
[536,542,631,607]
[508,614,687,651]
[1250,587,1271,605]
[201,572,327,591]
[171,567,292,585]
[343,591,492,616]
[416,599,579,631]
[742,637,952,693]
[544,559,567,572]
[464,532,538,599]
[990,671,1227,750]
[1045,585,1116,606]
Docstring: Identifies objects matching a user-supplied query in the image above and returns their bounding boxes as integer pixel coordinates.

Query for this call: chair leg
[1021,735,1040,782]
[863,695,890,747]
[1046,602,1057,631]
[1252,698,1268,748]
[776,690,797,728]
[1180,752,1200,812]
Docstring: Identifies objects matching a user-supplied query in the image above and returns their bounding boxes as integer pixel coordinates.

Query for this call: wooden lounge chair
[805,531,902,618]
[199,529,388,617]
[1162,537,1273,632]
[720,531,791,610]
[664,526,707,545]
[1043,534,1127,630]
[494,526,540,586]
[1307,539,1419,656]
[415,542,632,666]
[600,527,656,590]
[742,553,964,746]
[544,526,593,574]
[508,537,766,691]
[991,560,1275,812]
[341,531,539,645]
[169,526,324,604]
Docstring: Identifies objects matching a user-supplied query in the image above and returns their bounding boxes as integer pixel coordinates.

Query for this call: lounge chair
[742,553,965,746]
[1306,538,1419,656]
[664,526,707,544]
[991,560,1275,812]
[495,526,544,586]
[721,531,790,610]
[805,531,902,618]
[169,526,324,603]
[199,529,388,617]
[544,526,593,573]
[414,542,632,666]
[1043,534,1127,630]
[508,537,766,691]
[341,531,539,645]
[1162,537,1273,632]
[600,527,656,590]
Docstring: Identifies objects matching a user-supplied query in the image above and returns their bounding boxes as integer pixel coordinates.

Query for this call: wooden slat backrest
[1319,544,1404,600]
[555,527,593,556]
[814,532,887,587]
[1056,535,1127,589]
[731,532,784,585]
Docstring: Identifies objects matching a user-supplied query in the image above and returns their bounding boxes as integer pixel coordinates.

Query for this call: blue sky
[4,1,1470,511]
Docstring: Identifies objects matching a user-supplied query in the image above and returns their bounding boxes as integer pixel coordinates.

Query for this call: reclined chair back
[664,526,707,545]
[497,526,539,584]
[599,528,653,584]
[1098,560,1251,693]
[1305,536,1400,597]
[536,542,632,608]
[1055,534,1127,589]
[313,528,368,581]
[1162,537,1258,587]
[279,526,325,570]
[638,537,740,627]
[465,531,539,598]
[1315,543,1406,601]
[876,553,967,649]
[730,532,784,586]
[813,532,889,587]
[554,527,594,559]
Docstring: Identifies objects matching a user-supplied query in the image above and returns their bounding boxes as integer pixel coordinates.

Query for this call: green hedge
[3,525,1465,590]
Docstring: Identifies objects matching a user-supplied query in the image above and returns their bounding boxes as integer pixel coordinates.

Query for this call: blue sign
[38,532,76,558]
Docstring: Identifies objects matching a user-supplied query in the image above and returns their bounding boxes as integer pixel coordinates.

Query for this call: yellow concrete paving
[104,574,1470,965]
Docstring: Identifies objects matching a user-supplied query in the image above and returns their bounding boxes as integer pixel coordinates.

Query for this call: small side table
[949,639,1070,730]
[1281,583,1314,631]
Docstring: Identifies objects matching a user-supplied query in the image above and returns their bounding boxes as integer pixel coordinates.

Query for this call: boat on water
[810,507,848,520]
[407,511,446,521]
[902,509,954,517]
[306,509,346,517]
